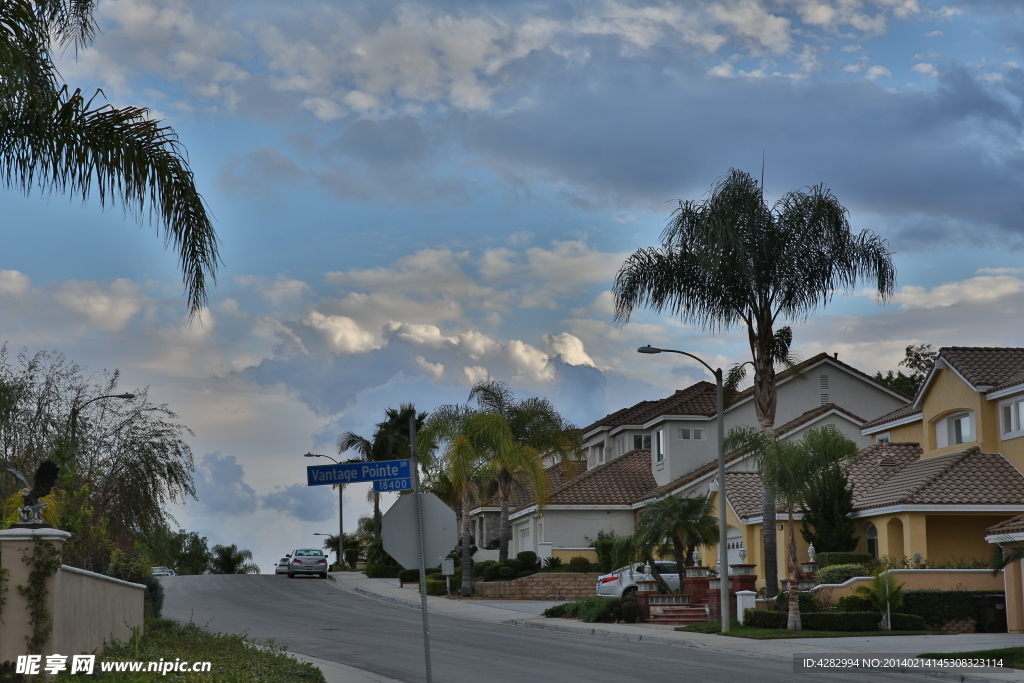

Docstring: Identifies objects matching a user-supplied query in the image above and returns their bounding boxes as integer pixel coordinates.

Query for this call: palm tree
[726,426,859,629]
[612,168,895,596]
[209,544,259,574]
[634,494,720,588]
[468,380,582,562]
[1,0,218,317]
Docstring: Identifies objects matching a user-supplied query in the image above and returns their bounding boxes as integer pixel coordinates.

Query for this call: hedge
[365,563,403,578]
[773,591,818,613]
[816,563,872,585]
[399,569,421,583]
[745,609,924,631]
[425,579,447,596]
[816,552,874,568]
[901,590,1005,627]
[838,595,874,612]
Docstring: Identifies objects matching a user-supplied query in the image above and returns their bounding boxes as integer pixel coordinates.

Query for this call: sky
[3,0,1024,572]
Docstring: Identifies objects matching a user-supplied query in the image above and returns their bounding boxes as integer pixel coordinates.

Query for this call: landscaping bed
[676,620,945,639]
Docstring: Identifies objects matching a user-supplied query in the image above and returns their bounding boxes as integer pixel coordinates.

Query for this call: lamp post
[70,393,135,452]
[638,345,730,632]
[305,453,345,568]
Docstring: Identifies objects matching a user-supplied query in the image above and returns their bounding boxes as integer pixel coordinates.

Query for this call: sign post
[409,416,432,683]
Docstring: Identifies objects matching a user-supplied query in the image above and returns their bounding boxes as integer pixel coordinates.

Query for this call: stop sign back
[381,492,458,570]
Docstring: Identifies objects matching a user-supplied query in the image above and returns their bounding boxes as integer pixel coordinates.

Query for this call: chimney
[833,352,838,359]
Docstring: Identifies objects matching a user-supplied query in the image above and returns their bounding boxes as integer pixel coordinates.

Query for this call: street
[161,575,918,683]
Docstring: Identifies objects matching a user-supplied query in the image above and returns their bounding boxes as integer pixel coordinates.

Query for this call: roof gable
[915,347,1024,407]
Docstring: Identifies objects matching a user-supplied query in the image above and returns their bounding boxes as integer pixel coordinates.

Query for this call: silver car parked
[595,561,680,598]
[274,557,290,575]
[288,548,328,579]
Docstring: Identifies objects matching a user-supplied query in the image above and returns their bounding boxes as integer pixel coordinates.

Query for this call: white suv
[595,561,680,598]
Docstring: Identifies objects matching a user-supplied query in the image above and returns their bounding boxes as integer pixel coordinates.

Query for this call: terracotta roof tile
[987,514,1024,536]
[862,404,923,430]
[845,442,923,498]
[724,472,764,520]
[939,347,1024,390]
[482,463,576,509]
[511,450,656,511]
[580,383,718,435]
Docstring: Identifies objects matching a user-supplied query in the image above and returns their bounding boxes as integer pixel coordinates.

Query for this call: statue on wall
[2,459,60,527]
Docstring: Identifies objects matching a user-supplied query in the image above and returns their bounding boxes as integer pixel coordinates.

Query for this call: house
[480,352,910,564]
[986,514,1024,633]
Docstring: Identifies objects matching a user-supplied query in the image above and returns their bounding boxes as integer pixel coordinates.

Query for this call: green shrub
[516,569,537,579]
[483,563,503,581]
[773,591,818,613]
[816,552,874,568]
[816,563,872,585]
[568,556,592,573]
[745,610,925,631]
[745,609,787,628]
[484,538,500,550]
[902,590,1005,627]
[497,566,515,579]
[399,569,421,583]
[517,551,538,569]
[621,600,639,623]
[543,603,568,618]
[425,566,441,575]
[425,579,447,596]
[575,597,613,623]
[474,560,498,574]
[838,595,874,612]
[592,531,617,572]
[365,563,403,578]
[504,558,523,572]
[542,556,563,570]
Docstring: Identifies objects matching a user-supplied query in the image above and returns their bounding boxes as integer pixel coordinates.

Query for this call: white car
[274,557,290,575]
[151,566,176,577]
[287,548,329,579]
[595,561,680,598]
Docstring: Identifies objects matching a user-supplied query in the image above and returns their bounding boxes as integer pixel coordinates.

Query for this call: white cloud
[0,270,31,296]
[545,332,596,367]
[463,365,489,385]
[304,311,381,353]
[912,62,938,78]
[865,64,893,80]
[414,355,445,380]
[890,275,1024,309]
[54,279,143,331]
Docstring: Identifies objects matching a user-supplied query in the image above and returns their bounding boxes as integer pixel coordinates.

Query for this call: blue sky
[3,0,1024,570]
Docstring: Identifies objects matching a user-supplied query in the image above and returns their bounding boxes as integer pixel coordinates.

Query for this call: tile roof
[845,442,923,496]
[510,450,656,511]
[862,403,923,430]
[987,514,1024,536]
[480,463,576,510]
[939,347,1024,390]
[724,472,764,520]
[851,446,1024,510]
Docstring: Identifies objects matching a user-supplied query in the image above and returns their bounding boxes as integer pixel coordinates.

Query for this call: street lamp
[305,453,345,568]
[638,345,730,632]
[70,393,135,451]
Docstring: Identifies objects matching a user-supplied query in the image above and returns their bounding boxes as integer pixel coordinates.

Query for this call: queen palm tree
[613,168,895,596]
[634,494,720,588]
[1,0,218,317]
[725,426,859,629]
[468,380,582,562]
[209,543,259,574]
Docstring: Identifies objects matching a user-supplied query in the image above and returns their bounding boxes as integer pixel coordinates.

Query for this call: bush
[399,569,421,583]
[901,590,1005,627]
[773,591,818,613]
[543,603,568,618]
[575,597,613,623]
[483,563,503,581]
[542,556,563,570]
[425,579,447,596]
[365,563,403,579]
[139,575,164,619]
[568,556,592,573]
[516,569,537,579]
[593,533,617,573]
[497,566,515,579]
[504,558,523,572]
[474,560,498,574]
[745,609,787,628]
[746,610,925,631]
[517,551,538,569]
[484,538,500,550]
[816,552,874,568]
[838,595,874,612]
[621,600,639,623]
[816,563,872,585]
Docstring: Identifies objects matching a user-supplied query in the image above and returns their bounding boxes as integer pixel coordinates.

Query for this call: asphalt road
[161,574,916,683]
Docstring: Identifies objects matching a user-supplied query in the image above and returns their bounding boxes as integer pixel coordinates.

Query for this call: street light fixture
[638,345,730,632]
[305,452,345,568]
[70,393,135,451]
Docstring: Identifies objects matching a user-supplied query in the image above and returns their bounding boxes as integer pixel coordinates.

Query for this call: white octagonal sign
[382,492,458,570]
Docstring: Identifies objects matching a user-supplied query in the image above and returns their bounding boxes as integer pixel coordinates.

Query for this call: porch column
[904,513,928,563]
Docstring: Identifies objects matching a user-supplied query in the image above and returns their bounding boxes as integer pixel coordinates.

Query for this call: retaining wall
[473,572,601,600]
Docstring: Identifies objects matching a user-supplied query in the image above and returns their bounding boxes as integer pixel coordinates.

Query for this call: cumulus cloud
[263,483,336,522]
[889,275,1024,309]
[545,332,597,367]
[0,270,31,296]
[54,279,143,331]
[305,311,381,353]
[194,453,260,516]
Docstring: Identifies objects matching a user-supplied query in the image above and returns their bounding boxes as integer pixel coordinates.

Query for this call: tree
[800,462,859,553]
[613,168,896,596]
[147,524,211,575]
[1,0,219,317]
[468,380,581,562]
[853,567,904,630]
[634,494,719,585]
[874,343,937,397]
[209,544,260,574]
[726,426,860,629]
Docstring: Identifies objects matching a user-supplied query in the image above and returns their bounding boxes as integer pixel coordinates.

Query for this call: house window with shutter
[820,375,829,405]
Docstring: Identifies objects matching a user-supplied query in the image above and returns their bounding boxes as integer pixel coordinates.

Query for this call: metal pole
[716,368,730,632]
[338,485,345,568]
[409,415,433,683]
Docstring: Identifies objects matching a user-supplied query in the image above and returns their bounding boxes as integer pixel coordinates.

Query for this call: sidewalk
[325,571,1022,683]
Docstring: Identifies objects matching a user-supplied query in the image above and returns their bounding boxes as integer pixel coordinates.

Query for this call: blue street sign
[307,459,411,486]
[374,477,412,492]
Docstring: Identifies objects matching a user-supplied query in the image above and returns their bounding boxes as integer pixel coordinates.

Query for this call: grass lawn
[676,620,946,639]
[918,647,1024,670]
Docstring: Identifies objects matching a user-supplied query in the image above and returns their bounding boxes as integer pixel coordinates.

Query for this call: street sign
[442,558,455,576]
[373,477,412,492]
[306,459,410,486]
[381,492,457,570]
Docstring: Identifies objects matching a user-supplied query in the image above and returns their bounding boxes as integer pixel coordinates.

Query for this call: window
[594,443,605,465]
[1001,397,1024,440]
[825,424,836,434]
[678,428,690,440]
[678,427,706,440]
[634,434,651,450]
[655,429,664,463]
[820,375,829,406]
[519,526,531,553]
[936,411,974,448]
[693,428,705,440]
[616,434,628,455]
[866,523,878,559]
[876,432,890,444]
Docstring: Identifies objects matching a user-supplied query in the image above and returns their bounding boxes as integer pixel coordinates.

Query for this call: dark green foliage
[517,551,538,569]
[745,609,788,629]
[482,563,503,581]
[568,556,592,573]
[139,575,164,618]
[800,463,859,552]
[816,552,874,568]
[209,544,259,574]
[746,609,924,631]
[816,563,872,585]
[425,579,447,596]
[543,603,568,618]
[504,558,523,572]
[592,531,617,572]
[549,597,619,623]
[838,595,874,612]
[621,600,639,623]
[497,566,515,579]
[901,590,1005,627]
[398,569,421,583]
[874,344,936,397]
[773,591,818,613]
[364,563,403,578]
[484,538,500,550]
[542,556,563,570]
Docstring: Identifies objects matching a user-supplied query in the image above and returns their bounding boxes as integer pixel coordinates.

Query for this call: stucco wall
[921,368,987,455]
[52,566,145,656]
[473,572,601,599]
[875,420,924,444]
[515,509,634,554]
[814,569,1004,599]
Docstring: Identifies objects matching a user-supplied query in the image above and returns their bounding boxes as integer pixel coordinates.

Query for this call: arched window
[866,523,878,559]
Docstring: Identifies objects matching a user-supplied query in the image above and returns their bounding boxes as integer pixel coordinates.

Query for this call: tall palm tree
[613,168,895,596]
[209,543,259,574]
[1,0,218,317]
[634,494,720,585]
[725,426,859,629]
[468,380,582,562]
